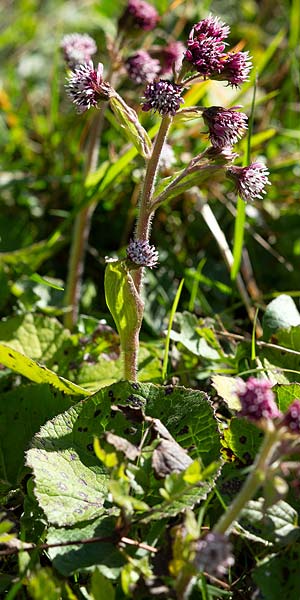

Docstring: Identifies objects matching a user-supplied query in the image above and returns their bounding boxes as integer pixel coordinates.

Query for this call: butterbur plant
[5,3,300,600]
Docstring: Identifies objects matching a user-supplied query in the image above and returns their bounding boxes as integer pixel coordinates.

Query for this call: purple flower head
[282,400,300,434]
[126,239,159,268]
[221,51,252,87]
[160,41,185,75]
[125,51,160,84]
[202,106,248,148]
[185,35,226,78]
[60,33,97,69]
[142,80,184,116]
[191,15,230,41]
[65,62,110,112]
[194,533,234,577]
[236,377,280,421]
[227,162,271,202]
[120,0,159,32]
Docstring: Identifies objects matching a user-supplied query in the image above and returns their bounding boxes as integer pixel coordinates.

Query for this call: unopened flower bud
[236,377,280,421]
[282,400,300,434]
[60,33,97,69]
[202,106,248,148]
[227,163,271,202]
[142,80,184,116]
[119,0,159,33]
[194,532,234,577]
[126,239,159,268]
[125,51,160,84]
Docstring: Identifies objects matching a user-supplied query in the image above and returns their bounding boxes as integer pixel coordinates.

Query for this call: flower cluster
[194,532,234,577]
[184,15,252,87]
[282,400,300,434]
[227,163,271,202]
[142,80,184,116]
[119,0,159,32]
[202,106,248,149]
[65,62,111,112]
[126,239,159,268]
[125,51,160,84]
[160,41,185,75]
[236,377,280,421]
[61,33,97,69]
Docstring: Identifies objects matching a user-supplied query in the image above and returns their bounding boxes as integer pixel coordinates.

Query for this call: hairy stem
[122,115,172,379]
[133,115,172,293]
[213,425,281,535]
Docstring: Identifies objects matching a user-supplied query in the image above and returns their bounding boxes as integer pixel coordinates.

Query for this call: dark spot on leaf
[239,436,247,444]
[83,427,88,432]
[108,390,114,397]
[14,412,19,420]
[179,425,189,435]
[127,394,143,407]
[132,383,140,390]
[79,492,88,499]
[87,443,93,452]
[8,353,14,358]
[110,410,116,419]
[94,409,101,418]
[63,349,69,355]
[70,453,76,460]
[243,452,252,464]
[78,427,83,432]
[79,478,88,486]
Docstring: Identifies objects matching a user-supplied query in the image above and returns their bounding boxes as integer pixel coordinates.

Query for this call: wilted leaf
[211,375,241,410]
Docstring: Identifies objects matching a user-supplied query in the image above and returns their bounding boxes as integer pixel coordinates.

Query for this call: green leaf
[0,313,70,364]
[253,547,300,600]
[26,382,219,526]
[275,383,300,412]
[26,403,111,526]
[240,498,298,544]
[262,295,300,339]
[0,383,73,486]
[260,325,300,383]
[0,344,88,395]
[27,568,62,600]
[109,94,152,159]
[47,516,123,576]
[104,261,144,370]
[0,238,63,272]
[223,417,263,463]
[169,312,222,359]
[211,375,241,410]
[91,569,116,600]
[29,273,64,291]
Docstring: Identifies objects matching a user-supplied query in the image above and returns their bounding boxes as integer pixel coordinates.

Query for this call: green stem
[213,425,281,535]
[122,115,172,379]
[133,115,172,293]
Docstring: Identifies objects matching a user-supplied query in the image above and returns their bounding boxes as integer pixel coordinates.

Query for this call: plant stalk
[64,107,106,331]
[133,114,172,293]
[213,425,281,535]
